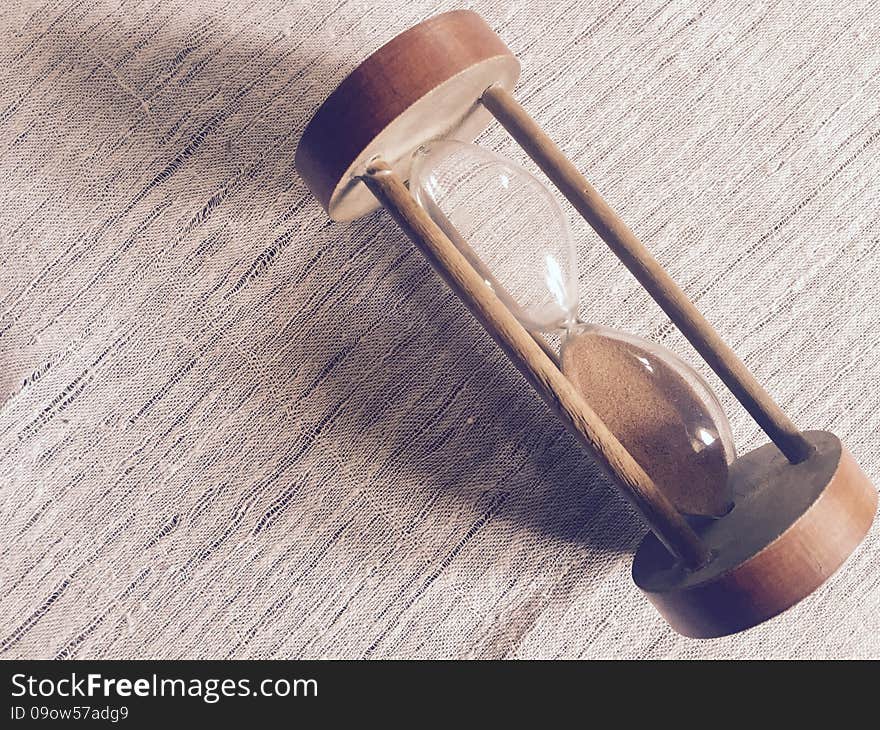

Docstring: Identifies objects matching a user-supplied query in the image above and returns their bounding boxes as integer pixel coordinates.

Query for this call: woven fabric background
[2,0,879,659]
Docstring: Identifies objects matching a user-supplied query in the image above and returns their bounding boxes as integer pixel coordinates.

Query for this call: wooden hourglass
[295,10,877,638]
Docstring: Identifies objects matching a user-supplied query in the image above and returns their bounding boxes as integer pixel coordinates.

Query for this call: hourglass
[295,10,877,637]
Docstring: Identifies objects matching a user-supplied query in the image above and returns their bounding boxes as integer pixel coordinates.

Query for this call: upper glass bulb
[410,140,579,332]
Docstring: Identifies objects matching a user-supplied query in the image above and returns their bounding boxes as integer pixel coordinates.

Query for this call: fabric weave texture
[1,0,879,659]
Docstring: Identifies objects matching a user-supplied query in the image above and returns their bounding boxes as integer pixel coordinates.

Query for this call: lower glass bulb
[562,324,735,517]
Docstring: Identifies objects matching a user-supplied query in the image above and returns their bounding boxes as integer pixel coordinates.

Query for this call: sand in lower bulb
[561,324,734,517]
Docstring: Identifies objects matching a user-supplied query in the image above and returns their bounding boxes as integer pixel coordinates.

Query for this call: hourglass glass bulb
[411,140,578,332]
[562,324,736,516]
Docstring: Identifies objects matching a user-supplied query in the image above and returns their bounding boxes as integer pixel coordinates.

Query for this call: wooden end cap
[633,430,877,638]
[295,10,519,221]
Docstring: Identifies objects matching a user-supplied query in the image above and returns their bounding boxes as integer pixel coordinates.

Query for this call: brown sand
[561,329,732,517]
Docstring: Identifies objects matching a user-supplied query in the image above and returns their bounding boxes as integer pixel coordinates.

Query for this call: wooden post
[480,85,814,465]
[361,158,711,569]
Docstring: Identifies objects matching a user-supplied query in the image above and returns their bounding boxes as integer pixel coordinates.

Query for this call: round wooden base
[633,431,877,638]
[295,10,519,221]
